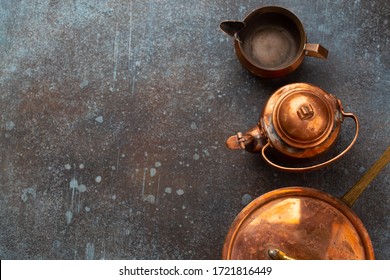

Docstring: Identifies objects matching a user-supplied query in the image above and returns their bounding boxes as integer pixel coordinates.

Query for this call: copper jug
[226,83,359,172]
[220,6,328,78]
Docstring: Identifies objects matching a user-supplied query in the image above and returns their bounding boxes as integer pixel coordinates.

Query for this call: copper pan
[222,146,390,260]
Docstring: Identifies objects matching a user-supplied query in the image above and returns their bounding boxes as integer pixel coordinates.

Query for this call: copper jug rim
[234,6,307,76]
[220,5,328,78]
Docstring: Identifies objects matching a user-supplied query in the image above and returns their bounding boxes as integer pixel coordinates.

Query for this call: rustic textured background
[0,0,389,259]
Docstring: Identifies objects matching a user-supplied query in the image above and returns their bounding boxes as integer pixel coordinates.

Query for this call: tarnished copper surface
[262,83,341,157]
[226,83,359,172]
[1,0,389,261]
[272,86,334,149]
[220,6,328,78]
[222,187,375,260]
[223,147,390,260]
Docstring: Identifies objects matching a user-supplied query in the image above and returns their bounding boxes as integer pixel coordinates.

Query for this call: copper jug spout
[226,126,265,153]
[219,21,245,42]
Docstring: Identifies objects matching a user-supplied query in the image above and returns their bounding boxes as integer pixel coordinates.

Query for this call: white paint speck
[203,149,210,157]
[359,166,366,173]
[144,194,156,204]
[21,188,37,202]
[150,167,157,177]
[112,194,117,200]
[95,116,103,123]
[65,164,72,170]
[70,178,78,189]
[191,122,198,130]
[79,79,89,89]
[85,242,95,260]
[111,166,116,170]
[79,164,84,169]
[5,121,15,131]
[49,82,57,92]
[65,210,73,224]
[176,189,185,196]
[193,153,200,160]
[155,161,162,168]
[52,240,61,250]
[165,187,172,194]
[77,184,87,193]
[95,176,102,183]
[241,193,252,205]
[85,207,91,212]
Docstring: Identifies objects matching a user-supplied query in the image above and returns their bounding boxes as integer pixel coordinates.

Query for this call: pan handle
[268,249,295,260]
[261,111,359,172]
[341,145,390,207]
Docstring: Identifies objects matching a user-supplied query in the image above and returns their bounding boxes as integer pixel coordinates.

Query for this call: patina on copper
[222,146,390,260]
[226,83,359,172]
[220,6,328,78]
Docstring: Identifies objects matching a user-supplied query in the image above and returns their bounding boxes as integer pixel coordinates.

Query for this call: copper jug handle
[261,111,359,172]
[304,43,329,59]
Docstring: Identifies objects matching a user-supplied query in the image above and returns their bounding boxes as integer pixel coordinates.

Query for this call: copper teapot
[226,83,359,172]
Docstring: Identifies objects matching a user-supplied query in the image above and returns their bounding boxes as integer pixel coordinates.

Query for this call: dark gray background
[0,0,389,259]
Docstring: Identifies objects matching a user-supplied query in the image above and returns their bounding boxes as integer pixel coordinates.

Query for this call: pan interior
[228,195,367,260]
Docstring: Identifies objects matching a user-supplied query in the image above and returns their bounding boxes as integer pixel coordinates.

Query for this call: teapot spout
[226,126,265,153]
[220,21,245,41]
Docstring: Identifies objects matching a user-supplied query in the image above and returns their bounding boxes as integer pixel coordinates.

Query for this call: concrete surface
[0,0,389,259]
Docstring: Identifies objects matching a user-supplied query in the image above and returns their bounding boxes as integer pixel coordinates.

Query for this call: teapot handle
[261,111,359,172]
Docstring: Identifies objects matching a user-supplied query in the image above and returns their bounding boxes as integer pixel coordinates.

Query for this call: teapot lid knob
[297,103,315,120]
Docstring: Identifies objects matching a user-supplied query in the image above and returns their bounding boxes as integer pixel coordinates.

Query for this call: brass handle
[261,110,359,172]
[304,43,328,59]
[268,249,295,260]
[341,145,390,207]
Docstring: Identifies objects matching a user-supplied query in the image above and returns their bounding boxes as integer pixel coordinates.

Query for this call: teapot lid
[222,187,374,260]
[272,86,334,149]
